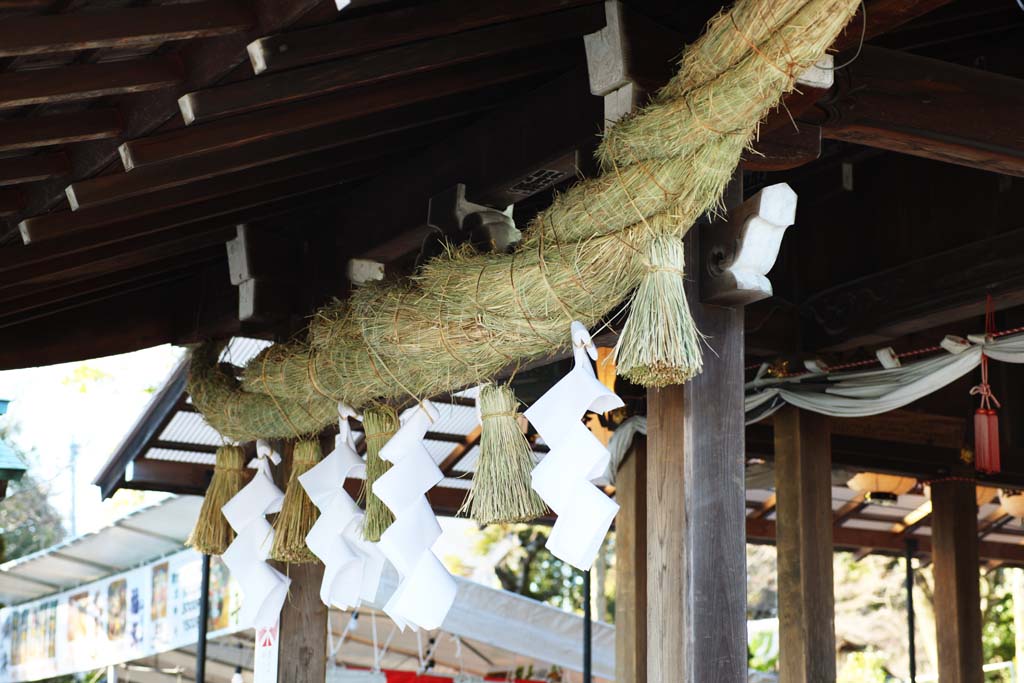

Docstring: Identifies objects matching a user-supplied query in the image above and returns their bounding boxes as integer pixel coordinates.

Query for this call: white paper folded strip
[372,401,457,630]
[525,322,624,571]
[221,440,291,629]
[299,404,385,610]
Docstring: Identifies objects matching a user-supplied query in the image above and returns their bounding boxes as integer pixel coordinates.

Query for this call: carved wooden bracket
[701,183,798,306]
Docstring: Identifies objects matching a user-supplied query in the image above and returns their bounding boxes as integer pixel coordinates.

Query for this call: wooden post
[615,439,647,683]
[646,219,747,683]
[931,478,984,683]
[774,406,836,683]
[277,562,328,683]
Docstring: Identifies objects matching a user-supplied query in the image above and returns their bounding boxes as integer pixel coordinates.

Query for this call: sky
[0,343,184,537]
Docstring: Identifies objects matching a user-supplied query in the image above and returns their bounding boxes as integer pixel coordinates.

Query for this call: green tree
[0,426,65,562]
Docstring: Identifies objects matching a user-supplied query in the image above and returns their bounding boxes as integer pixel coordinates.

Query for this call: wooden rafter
[119,48,575,170]
[0,2,253,57]
[0,59,180,109]
[179,6,603,125]
[0,151,68,186]
[246,0,599,73]
[0,109,121,153]
[66,116,464,210]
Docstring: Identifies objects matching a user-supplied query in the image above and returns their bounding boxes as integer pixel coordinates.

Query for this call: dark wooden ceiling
[0,0,1022,373]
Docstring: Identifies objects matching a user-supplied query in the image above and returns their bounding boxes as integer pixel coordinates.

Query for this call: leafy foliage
[0,426,65,563]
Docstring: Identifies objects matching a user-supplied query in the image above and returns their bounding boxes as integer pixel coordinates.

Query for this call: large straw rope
[189,0,861,443]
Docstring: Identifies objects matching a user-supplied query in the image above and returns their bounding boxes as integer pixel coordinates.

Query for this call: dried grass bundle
[615,231,703,387]
[270,439,322,564]
[186,445,248,555]
[461,384,548,525]
[186,0,861,442]
[363,405,399,542]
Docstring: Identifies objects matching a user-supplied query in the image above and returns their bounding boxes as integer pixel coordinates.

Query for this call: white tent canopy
[0,496,612,682]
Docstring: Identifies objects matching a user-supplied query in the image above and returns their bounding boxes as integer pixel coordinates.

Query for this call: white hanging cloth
[221,440,291,629]
[300,404,386,610]
[525,321,624,571]
[372,400,457,630]
[745,331,1024,421]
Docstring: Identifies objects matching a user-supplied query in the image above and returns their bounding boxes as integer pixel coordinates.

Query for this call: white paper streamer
[299,404,386,610]
[372,400,457,630]
[221,440,291,629]
[525,321,624,570]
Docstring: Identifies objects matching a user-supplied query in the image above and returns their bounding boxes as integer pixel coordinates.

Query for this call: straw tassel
[362,405,399,542]
[615,234,704,387]
[186,445,248,555]
[270,439,323,563]
[461,384,548,525]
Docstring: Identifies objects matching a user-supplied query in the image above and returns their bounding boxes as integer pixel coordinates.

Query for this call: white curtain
[745,333,1024,421]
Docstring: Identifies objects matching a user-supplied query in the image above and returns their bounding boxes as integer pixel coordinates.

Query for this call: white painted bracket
[796,55,835,90]
[347,258,385,285]
[701,183,798,306]
[427,184,519,252]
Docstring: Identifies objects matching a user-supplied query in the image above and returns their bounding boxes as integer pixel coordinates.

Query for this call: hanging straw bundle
[461,384,548,525]
[186,0,861,442]
[614,227,704,386]
[270,439,322,564]
[363,405,399,542]
[187,445,248,555]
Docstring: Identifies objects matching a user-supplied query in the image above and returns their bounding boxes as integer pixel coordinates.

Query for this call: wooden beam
[931,478,984,681]
[14,0,328,221]
[0,188,25,217]
[835,0,957,50]
[0,248,223,322]
[646,223,747,682]
[774,406,836,683]
[66,115,462,209]
[0,151,68,186]
[742,123,821,171]
[124,458,212,496]
[276,561,326,683]
[0,2,252,57]
[0,271,239,371]
[247,0,599,74]
[833,494,867,525]
[0,59,180,109]
[121,48,572,169]
[0,189,339,291]
[181,6,603,124]
[342,68,601,263]
[615,440,647,683]
[811,46,1024,177]
[748,518,1024,566]
[437,425,481,475]
[21,157,376,244]
[802,227,1024,350]
[0,109,121,153]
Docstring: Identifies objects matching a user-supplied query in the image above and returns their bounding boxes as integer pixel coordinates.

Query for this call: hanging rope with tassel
[363,405,399,542]
[270,438,323,563]
[186,445,248,555]
[461,384,548,525]
[972,295,1002,474]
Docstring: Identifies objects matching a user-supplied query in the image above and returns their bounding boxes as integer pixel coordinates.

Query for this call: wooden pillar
[931,478,983,683]
[774,406,836,683]
[277,562,328,683]
[646,223,747,683]
[615,440,647,683]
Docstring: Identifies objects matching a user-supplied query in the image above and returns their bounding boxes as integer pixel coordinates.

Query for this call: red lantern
[972,295,1001,474]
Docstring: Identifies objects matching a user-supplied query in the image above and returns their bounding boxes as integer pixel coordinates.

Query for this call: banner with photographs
[0,548,244,682]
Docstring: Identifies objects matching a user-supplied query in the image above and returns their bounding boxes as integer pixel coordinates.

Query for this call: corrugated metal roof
[0,496,202,604]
